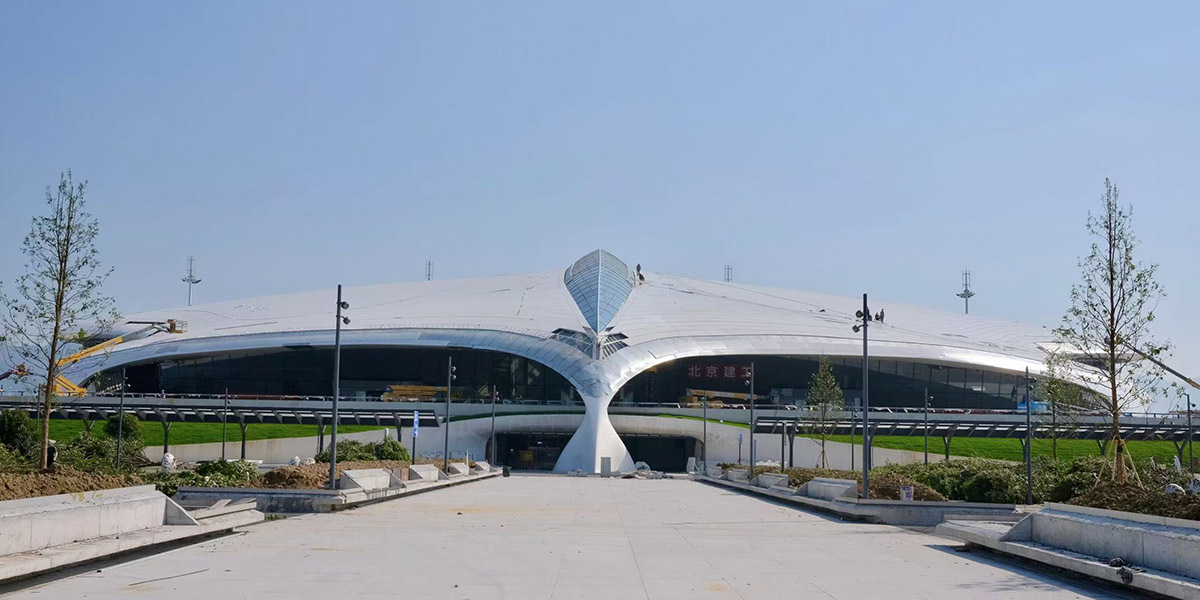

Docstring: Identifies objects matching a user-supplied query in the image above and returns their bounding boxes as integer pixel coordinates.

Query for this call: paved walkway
[5,476,1136,599]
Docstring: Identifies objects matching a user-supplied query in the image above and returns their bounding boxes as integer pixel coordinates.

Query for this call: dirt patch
[1067,482,1200,521]
[0,467,144,501]
[258,460,411,489]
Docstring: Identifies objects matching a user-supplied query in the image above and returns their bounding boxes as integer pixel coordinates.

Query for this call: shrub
[315,439,411,463]
[144,460,262,496]
[1045,470,1099,502]
[57,433,149,474]
[373,438,411,461]
[961,467,1025,503]
[874,458,1033,503]
[0,444,33,473]
[316,440,372,462]
[57,434,121,474]
[0,410,39,461]
[105,414,142,441]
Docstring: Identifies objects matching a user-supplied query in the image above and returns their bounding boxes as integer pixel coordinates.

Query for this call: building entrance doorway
[494,433,571,470]
[619,435,696,473]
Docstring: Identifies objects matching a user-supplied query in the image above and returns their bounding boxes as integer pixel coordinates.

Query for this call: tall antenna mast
[723,265,733,283]
[182,256,202,306]
[425,260,433,281]
[956,270,975,314]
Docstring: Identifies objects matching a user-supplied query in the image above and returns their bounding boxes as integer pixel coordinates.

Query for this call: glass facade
[99,347,1034,410]
[104,347,579,403]
[617,355,1032,410]
[563,249,635,333]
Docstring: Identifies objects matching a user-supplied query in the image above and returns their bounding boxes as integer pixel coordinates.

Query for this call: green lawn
[651,414,1188,464]
[805,434,1187,464]
[45,421,384,446]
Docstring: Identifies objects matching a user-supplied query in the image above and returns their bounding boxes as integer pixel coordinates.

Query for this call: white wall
[142,414,960,471]
[144,429,392,465]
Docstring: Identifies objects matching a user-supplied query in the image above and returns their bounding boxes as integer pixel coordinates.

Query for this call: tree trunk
[1110,377,1124,481]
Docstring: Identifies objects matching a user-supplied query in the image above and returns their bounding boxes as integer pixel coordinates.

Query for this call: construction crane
[50,319,186,396]
[1124,344,1199,391]
[0,364,28,382]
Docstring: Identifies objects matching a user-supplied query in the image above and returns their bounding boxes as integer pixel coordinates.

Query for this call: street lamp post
[702,396,708,470]
[116,368,126,470]
[1187,393,1194,477]
[1025,367,1033,505]
[853,294,871,498]
[327,285,350,491]
[923,387,929,465]
[490,385,498,465]
[444,357,456,472]
[222,388,229,461]
[745,363,756,472]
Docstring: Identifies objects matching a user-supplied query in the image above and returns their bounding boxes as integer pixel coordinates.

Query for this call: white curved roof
[78,251,1056,399]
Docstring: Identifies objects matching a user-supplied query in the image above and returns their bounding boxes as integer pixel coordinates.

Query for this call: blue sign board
[413,410,420,438]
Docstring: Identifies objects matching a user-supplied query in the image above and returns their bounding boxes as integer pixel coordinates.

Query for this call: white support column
[553,394,634,473]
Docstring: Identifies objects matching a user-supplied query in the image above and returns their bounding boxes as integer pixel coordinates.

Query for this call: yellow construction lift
[50,319,186,396]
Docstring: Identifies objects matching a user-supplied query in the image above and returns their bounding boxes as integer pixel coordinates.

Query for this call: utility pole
[702,395,708,469]
[956,270,975,315]
[723,265,733,283]
[425,260,433,281]
[182,256,202,306]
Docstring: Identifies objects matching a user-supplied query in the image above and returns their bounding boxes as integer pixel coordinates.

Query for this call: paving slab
[1,476,1137,599]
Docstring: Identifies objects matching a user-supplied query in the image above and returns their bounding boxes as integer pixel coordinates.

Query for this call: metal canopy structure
[753,413,1196,443]
[0,397,442,428]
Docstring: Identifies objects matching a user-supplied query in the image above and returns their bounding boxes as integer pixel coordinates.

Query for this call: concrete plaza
[4,476,1138,599]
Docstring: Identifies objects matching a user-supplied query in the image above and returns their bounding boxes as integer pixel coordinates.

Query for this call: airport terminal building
[75,250,1056,472]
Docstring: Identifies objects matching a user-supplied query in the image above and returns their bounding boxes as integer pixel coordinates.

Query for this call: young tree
[1055,178,1168,482]
[806,356,845,468]
[0,171,117,469]
[1034,349,1100,461]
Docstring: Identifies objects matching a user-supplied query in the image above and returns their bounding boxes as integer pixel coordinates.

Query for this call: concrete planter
[177,468,500,513]
[697,474,1020,527]
[754,473,790,490]
[939,503,1200,599]
[0,485,262,584]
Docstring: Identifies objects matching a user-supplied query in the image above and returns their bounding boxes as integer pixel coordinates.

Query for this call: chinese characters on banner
[686,365,752,380]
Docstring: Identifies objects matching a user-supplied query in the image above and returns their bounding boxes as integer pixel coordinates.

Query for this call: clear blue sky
[2,2,1197,410]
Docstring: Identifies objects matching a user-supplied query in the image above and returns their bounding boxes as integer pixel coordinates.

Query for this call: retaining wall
[144,429,392,465]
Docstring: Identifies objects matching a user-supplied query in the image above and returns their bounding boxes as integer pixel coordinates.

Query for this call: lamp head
[339,301,350,310]
[853,325,861,333]
[341,317,351,325]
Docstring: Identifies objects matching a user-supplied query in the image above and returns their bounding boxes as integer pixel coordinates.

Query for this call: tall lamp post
[1024,367,1033,505]
[923,387,929,465]
[444,357,456,472]
[327,285,350,491]
[116,368,127,470]
[1187,393,1194,477]
[852,294,871,498]
[490,385,498,465]
[702,395,708,469]
[745,363,756,472]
